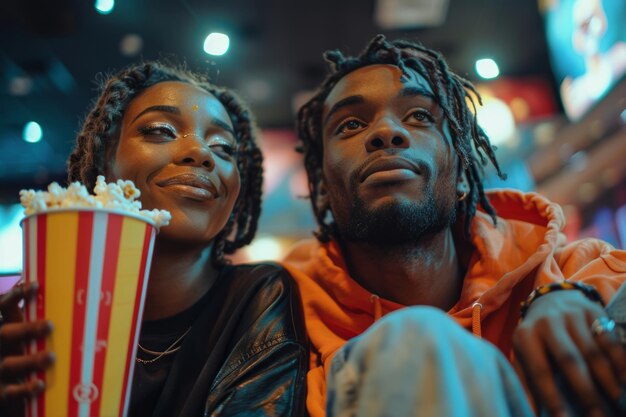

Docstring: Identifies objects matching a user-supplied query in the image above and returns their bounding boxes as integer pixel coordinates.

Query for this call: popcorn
[20,176,171,228]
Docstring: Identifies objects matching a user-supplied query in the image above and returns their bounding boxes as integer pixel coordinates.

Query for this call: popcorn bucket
[21,209,157,417]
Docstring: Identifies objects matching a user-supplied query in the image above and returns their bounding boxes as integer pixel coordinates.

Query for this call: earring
[457,190,468,202]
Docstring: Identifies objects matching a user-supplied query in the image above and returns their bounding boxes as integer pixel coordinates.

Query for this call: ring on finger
[591,317,616,336]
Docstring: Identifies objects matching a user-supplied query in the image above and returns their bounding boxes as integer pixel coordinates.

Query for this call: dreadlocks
[297,34,506,242]
[67,61,263,265]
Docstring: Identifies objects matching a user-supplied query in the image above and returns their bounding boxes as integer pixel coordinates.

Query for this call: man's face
[320,64,461,244]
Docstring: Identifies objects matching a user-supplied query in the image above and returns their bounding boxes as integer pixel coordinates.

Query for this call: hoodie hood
[285,190,565,331]
[283,189,626,417]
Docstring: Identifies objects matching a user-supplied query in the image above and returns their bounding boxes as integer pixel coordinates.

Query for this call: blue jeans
[326,307,534,417]
[606,282,626,344]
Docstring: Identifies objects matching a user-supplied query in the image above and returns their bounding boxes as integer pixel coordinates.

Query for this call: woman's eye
[336,119,365,135]
[138,124,176,139]
[208,139,237,158]
[212,144,235,156]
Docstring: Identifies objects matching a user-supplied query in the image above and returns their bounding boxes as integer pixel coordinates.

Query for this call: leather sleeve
[205,267,308,417]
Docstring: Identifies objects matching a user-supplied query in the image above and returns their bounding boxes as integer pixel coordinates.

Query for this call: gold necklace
[136,326,192,365]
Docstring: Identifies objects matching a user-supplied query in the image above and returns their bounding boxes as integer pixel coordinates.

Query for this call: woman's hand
[513,289,626,417]
[0,282,54,417]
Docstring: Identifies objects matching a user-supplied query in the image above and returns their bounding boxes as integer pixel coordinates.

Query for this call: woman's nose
[176,133,215,169]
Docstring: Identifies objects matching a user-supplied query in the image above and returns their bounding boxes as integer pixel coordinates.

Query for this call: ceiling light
[475,58,500,79]
[23,121,43,143]
[203,33,230,56]
[95,0,114,15]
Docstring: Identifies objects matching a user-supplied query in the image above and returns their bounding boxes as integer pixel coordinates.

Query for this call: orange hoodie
[282,189,626,417]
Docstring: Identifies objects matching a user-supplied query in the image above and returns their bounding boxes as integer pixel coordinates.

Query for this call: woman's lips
[157,174,219,201]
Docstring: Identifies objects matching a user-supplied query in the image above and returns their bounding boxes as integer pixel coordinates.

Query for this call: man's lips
[157,174,219,199]
[359,157,422,183]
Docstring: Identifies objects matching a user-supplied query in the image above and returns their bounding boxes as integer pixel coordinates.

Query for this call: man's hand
[0,282,54,417]
[512,289,626,417]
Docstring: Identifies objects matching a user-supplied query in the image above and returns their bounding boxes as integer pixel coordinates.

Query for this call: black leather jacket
[132,263,308,417]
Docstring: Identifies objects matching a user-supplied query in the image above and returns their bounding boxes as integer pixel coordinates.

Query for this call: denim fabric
[326,307,534,417]
[606,283,626,344]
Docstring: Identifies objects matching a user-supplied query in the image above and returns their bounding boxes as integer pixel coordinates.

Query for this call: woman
[0,61,307,416]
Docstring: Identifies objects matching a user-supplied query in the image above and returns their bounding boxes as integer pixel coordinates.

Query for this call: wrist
[520,281,605,319]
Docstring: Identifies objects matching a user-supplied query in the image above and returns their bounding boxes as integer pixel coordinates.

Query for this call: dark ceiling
[0,0,555,202]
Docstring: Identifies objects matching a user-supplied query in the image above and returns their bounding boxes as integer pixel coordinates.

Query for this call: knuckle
[555,351,583,368]
[532,366,553,382]
[580,345,603,363]
[512,327,531,347]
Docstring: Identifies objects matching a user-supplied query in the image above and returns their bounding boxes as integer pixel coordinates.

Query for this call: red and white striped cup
[21,209,157,417]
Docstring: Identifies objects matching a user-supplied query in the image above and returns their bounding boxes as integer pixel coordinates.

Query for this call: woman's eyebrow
[210,118,236,137]
[131,105,180,123]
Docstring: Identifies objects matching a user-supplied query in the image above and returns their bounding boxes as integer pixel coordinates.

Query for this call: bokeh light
[95,0,114,15]
[203,33,230,56]
[23,121,43,143]
[476,58,500,79]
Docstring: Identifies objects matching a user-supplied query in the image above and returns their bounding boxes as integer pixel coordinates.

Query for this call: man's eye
[408,110,434,124]
[336,119,365,134]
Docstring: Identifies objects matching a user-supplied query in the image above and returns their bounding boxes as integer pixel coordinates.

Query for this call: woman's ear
[104,153,116,181]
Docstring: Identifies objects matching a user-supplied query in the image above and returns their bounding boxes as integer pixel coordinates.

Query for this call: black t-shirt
[126,263,307,417]
[130,287,212,417]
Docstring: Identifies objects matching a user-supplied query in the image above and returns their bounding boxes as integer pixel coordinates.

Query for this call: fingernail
[47,351,56,363]
[46,321,54,332]
[35,379,45,391]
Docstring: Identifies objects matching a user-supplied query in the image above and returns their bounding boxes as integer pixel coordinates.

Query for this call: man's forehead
[323,64,433,109]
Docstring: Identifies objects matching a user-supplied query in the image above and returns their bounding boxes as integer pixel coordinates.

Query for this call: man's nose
[365,118,410,152]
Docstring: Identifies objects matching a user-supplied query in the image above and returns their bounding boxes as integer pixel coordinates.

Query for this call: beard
[336,182,457,246]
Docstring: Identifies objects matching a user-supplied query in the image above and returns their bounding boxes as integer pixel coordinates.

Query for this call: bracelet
[520,281,605,318]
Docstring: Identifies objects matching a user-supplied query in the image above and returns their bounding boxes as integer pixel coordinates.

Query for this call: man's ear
[456,169,469,202]
[315,178,330,212]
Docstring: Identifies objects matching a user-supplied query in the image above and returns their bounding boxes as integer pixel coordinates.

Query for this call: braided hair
[297,35,506,242]
[67,61,263,265]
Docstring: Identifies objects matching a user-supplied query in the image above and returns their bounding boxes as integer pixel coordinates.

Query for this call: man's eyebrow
[399,86,435,100]
[131,105,181,123]
[323,95,364,126]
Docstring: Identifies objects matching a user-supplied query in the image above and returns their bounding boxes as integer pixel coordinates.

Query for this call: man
[283,35,626,417]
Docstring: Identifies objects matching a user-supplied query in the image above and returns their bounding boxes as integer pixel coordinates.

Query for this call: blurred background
[1,0,625,275]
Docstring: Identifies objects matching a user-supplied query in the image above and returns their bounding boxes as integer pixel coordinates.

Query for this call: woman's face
[107,81,241,244]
